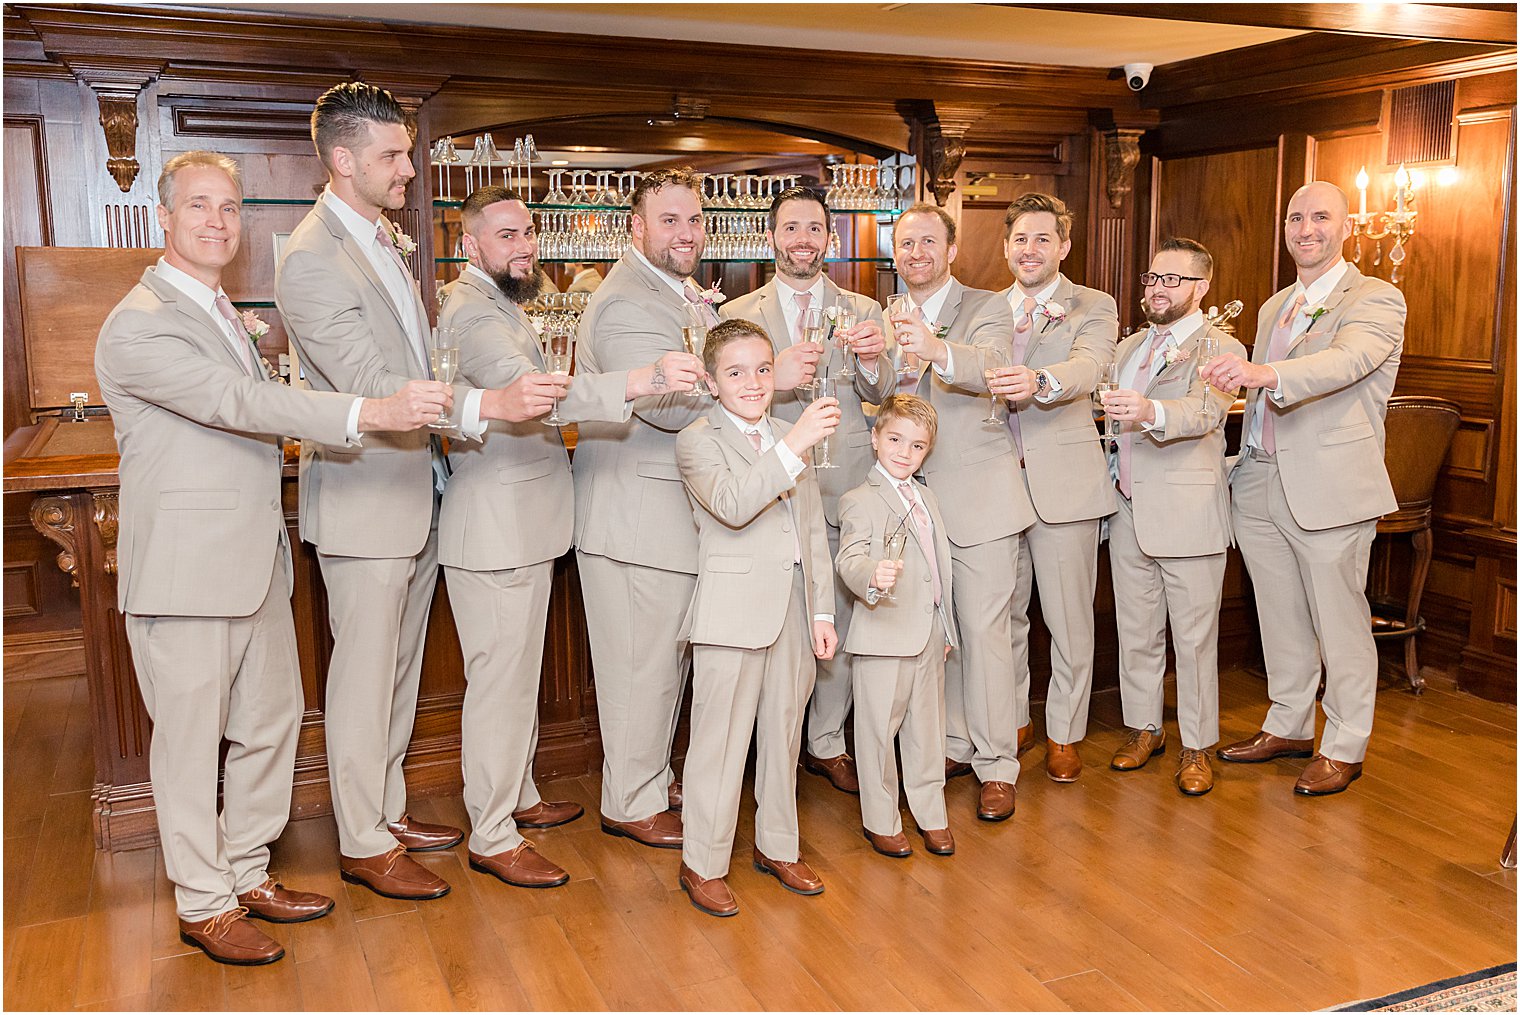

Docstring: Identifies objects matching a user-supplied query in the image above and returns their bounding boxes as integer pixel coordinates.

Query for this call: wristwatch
[1033,369,1051,397]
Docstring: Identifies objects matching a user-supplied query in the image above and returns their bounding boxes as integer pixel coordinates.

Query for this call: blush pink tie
[1006,296,1039,458]
[684,282,720,327]
[792,290,812,346]
[211,293,261,376]
[899,480,942,605]
[1260,293,1305,454]
[1117,328,1171,499]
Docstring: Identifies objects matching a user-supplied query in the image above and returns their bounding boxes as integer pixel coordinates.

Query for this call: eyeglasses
[1140,272,1205,288]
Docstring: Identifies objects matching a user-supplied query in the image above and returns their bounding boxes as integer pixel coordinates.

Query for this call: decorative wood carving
[1102,128,1144,210]
[92,491,118,576]
[897,100,975,206]
[59,57,164,193]
[29,495,81,587]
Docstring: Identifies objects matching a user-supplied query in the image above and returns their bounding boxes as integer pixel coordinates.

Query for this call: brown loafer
[1046,740,1082,783]
[236,877,334,923]
[1017,724,1034,758]
[918,827,955,856]
[752,848,824,896]
[512,799,584,829]
[1176,748,1215,796]
[1294,755,1363,796]
[977,781,1016,822]
[945,757,974,779]
[668,780,683,813]
[862,827,913,858]
[600,809,683,849]
[340,846,450,900]
[469,842,569,888]
[679,864,737,917]
[803,752,861,794]
[385,812,463,852]
[179,907,283,966]
[1111,727,1167,771]
[1217,730,1314,764]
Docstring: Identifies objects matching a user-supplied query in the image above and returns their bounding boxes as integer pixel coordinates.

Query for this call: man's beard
[776,245,824,281]
[648,242,700,279]
[489,262,544,304]
[1142,296,1192,327]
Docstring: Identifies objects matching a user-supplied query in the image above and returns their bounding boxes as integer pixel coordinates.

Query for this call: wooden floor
[4,667,1515,1011]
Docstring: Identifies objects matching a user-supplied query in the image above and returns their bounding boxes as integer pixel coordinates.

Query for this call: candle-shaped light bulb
[1355,167,1369,216]
[1394,164,1409,213]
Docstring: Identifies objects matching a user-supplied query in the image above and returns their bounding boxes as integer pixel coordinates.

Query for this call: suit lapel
[708,405,759,464]
[142,268,260,378]
[1143,332,1198,396]
[316,200,410,334]
[758,281,794,355]
[461,270,546,368]
[1022,274,1074,361]
[1253,288,1299,364]
[1283,263,1358,358]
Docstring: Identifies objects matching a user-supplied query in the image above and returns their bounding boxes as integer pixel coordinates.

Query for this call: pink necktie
[792,290,812,346]
[212,293,261,376]
[899,481,942,605]
[1006,296,1039,459]
[749,429,803,562]
[1260,293,1305,454]
[684,282,720,327]
[1117,328,1171,499]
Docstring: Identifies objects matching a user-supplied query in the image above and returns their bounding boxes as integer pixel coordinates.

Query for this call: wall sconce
[1350,163,1417,284]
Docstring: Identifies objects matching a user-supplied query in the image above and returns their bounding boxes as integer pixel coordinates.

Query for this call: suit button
[270,500,278,509]
[783,562,793,572]
[925,604,933,614]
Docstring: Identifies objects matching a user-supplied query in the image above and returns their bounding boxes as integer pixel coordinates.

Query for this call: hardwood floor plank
[1042,969,1146,1011]
[410,852,532,1012]
[12,790,96,926]
[671,972,765,1011]
[148,951,226,1012]
[485,912,607,1011]
[3,915,87,1011]
[72,846,158,1006]
[353,910,455,1012]
[543,878,685,1010]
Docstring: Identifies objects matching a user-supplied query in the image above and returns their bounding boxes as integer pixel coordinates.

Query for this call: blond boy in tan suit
[1100,239,1245,796]
[673,320,841,918]
[837,395,960,859]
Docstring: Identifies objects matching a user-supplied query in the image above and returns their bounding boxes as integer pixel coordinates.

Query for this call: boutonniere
[1037,299,1067,333]
[933,322,951,341]
[240,310,271,341]
[698,281,726,311]
[1162,345,1191,367]
[384,217,418,257]
[1304,303,1329,324]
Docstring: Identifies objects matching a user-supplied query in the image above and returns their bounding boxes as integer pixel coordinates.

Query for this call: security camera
[1124,63,1153,91]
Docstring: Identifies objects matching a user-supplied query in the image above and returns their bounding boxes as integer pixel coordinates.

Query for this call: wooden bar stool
[1370,396,1461,694]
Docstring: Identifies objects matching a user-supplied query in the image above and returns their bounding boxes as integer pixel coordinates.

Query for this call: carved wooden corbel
[61,57,165,193]
[896,100,988,207]
[30,496,81,587]
[1102,128,1145,210]
[93,492,120,577]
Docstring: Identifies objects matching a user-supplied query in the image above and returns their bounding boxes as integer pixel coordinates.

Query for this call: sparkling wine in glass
[885,293,918,385]
[811,374,838,469]
[1095,362,1119,444]
[542,326,573,427]
[1197,334,1221,423]
[682,303,711,397]
[880,524,908,601]
[833,301,859,379]
[982,367,1003,425]
[801,305,826,348]
[428,327,460,430]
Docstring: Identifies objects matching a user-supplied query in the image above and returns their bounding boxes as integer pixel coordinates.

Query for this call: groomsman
[572,168,714,847]
[436,187,703,887]
[889,203,1035,821]
[1202,181,1405,796]
[721,186,893,796]
[986,193,1117,782]
[1099,238,1244,796]
[98,151,448,963]
[277,83,556,900]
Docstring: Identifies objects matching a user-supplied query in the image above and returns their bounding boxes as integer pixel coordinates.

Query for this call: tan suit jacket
[1117,324,1245,558]
[999,276,1118,523]
[1234,263,1404,530]
[836,471,959,656]
[275,199,453,558]
[912,279,1037,546]
[96,266,358,617]
[435,270,631,571]
[675,408,833,650]
[572,250,713,573]
[721,277,894,524]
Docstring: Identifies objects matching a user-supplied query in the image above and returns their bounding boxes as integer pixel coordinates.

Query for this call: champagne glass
[1095,361,1119,444]
[886,293,919,385]
[801,305,826,348]
[812,373,838,469]
[682,303,711,397]
[832,299,859,379]
[880,521,908,601]
[982,367,1003,425]
[428,327,460,430]
[542,323,573,427]
[1197,333,1221,424]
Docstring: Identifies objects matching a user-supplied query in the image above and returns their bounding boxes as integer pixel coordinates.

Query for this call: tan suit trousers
[804,519,855,758]
[852,612,950,836]
[576,552,694,823]
[444,562,552,855]
[318,514,440,858]
[124,555,300,921]
[1011,465,1101,743]
[943,532,1023,784]
[1232,453,1378,763]
[1108,495,1224,749]
[683,571,814,880]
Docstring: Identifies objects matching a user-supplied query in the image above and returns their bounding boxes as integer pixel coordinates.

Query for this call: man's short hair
[158,150,241,208]
[460,185,527,234]
[1004,192,1074,242]
[894,202,957,246]
[767,186,830,234]
[702,318,770,377]
[311,82,410,171]
[874,393,939,446]
[630,167,702,217]
[1157,236,1214,281]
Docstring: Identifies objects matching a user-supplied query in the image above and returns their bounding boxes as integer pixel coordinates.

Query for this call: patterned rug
[1331,963,1517,1011]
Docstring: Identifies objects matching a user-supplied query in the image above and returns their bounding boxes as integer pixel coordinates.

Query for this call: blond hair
[874,393,938,446]
[158,150,241,208]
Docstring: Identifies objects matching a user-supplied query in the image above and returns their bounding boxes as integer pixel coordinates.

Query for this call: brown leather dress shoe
[1017,724,1034,758]
[668,780,683,813]
[1046,739,1082,783]
[237,877,335,923]
[804,752,861,794]
[512,800,584,829]
[679,864,737,917]
[1111,727,1166,771]
[179,907,283,966]
[469,842,570,888]
[340,845,450,900]
[752,849,824,895]
[945,758,974,779]
[1176,748,1215,796]
[862,827,913,858]
[386,812,463,852]
[1294,755,1363,796]
[977,781,1016,821]
[918,827,955,856]
[1217,730,1314,764]
[600,809,683,849]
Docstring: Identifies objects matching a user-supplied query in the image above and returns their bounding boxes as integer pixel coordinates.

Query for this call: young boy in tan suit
[836,395,960,859]
[674,319,841,918]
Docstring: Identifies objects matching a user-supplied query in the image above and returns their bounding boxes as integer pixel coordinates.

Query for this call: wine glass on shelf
[545,169,568,205]
[880,519,908,601]
[428,327,460,430]
[811,373,838,469]
[982,367,1003,425]
[682,303,712,398]
[832,297,859,379]
[1095,361,1120,444]
[542,322,573,428]
[1196,332,1221,424]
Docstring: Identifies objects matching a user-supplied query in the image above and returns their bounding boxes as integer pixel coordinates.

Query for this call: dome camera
[1124,63,1153,91]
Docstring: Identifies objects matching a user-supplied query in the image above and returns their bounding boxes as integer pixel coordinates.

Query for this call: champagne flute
[801,305,826,348]
[682,302,711,397]
[542,323,573,427]
[428,327,460,430]
[1197,333,1221,424]
[811,373,838,469]
[832,299,859,379]
[885,293,918,385]
[1095,361,1119,444]
[982,367,1003,425]
[880,521,908,601]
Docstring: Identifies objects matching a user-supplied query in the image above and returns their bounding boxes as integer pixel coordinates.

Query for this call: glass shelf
[435,257,893,265]
[433,199,902,215]
[231,301,277,309]
[242,198,317,206]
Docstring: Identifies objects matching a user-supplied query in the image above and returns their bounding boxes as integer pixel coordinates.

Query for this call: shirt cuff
[813,613,834,624]
[934,346,954,383]
[857,359,880,384]
[457,387,487,439]
[1034,369,1062,403]
[1142,400,1165,431]
[345,397,365,446]
[774,440,808,480]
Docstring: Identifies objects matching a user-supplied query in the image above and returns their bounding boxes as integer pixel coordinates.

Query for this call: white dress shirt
[1245,258,1351,451]
[903,278,957,382]
[1123,308,1206,432]
[1009,275,1065,402]
[776,276,827,346]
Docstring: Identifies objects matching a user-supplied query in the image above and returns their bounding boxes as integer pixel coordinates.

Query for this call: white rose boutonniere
[1037,299,1067,333]
[384,217,418,257]
[1304,303,1329,325]
[698,280,726,309]
[239,310,271,340]
[1162,346,1191,368]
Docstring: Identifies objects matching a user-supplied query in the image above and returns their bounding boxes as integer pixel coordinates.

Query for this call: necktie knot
[746,429,763,452]
[1278,293,1306,330]
[213,293,242,327]
[795,291,812,313]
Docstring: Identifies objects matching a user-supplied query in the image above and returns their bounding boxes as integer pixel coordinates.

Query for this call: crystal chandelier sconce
[1350,164,1418,285]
